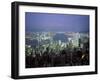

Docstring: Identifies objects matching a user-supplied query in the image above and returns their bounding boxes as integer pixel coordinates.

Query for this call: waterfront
[25,32,89,68]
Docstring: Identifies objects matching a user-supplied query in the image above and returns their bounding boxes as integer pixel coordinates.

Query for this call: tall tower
[72,32,80,47]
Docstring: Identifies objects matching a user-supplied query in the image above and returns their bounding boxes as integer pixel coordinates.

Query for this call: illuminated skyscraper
[70,33,80,47]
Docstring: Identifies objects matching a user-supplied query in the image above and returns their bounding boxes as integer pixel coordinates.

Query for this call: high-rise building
[71,33,80,47]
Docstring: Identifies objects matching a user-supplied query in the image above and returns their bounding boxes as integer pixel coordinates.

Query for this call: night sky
[25,12,89,32]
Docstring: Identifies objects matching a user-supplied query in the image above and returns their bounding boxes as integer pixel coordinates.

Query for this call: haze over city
[25,12,89,68]
[25,12,89,32]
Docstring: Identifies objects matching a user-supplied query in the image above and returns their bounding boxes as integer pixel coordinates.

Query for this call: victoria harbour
[25,12,89,68]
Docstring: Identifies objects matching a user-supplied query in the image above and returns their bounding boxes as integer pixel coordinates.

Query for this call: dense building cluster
[25,32,89,68]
